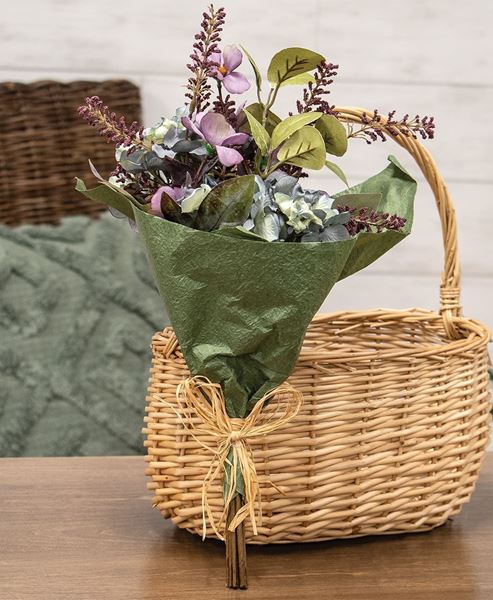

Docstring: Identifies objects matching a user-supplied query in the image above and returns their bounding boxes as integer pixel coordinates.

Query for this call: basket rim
[153,307,491,365]
[301,308,491,362]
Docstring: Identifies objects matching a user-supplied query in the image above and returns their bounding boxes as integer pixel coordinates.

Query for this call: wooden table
[1,456,492,600]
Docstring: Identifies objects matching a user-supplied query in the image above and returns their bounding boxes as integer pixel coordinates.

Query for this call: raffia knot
[158,376,303,541]
[229,429,243,445]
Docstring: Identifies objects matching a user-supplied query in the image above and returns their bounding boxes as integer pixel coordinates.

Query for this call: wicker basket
[0,79,141,226]
[143,107,491,545]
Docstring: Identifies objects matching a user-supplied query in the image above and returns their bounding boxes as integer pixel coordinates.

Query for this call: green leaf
[267,47,324,86]
[223,448,246,498]
[271,112,322,149]
[242,103,281,136]
[325,160,349,187]
[159,190,187,223]
[87,159,142,207]
[75,178,136,220]
[279,73,315,88]
[333,193,382,210]
[315,115,348,157]
[118,148,146,173]
[243,109,270,155]
[277,126,326,170]
[240,45,262,98]
[195,175,255,231]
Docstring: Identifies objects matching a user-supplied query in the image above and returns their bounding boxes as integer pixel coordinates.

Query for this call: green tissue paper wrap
[77,155,416,419]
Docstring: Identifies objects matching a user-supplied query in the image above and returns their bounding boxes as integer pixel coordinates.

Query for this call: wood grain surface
[0,456,492,599]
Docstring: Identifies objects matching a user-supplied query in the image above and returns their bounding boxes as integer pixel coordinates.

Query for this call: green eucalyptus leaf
[240,45,262,97]
[271,112,322,149]
[267,47,324,86]
[118,148,146,173]
[325,160,349,187]
[279,73,315,88]
[141,152,168,172]
[88,160,140,206]
[75,178,137,221]
[243,109,270,155]
[315,115,348,157]
[195,175,255,231]
[277,126,326,170]
[243,103,281,136]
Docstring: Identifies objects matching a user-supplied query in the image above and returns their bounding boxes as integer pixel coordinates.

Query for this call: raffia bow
[159,376,303,540]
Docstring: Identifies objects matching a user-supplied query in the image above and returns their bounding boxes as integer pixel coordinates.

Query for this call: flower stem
[261,83,281,128]
[225,495,248,589]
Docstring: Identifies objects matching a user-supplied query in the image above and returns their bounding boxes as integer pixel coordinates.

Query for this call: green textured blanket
[0,214,168,456]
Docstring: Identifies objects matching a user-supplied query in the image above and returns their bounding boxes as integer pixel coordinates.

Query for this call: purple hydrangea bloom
[182,111,249,166]
[210,45,250,94]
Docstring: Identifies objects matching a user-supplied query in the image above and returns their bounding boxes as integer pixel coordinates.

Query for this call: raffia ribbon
[159,376,303,541]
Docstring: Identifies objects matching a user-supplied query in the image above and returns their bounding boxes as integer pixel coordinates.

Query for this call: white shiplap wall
[1,0,492,328]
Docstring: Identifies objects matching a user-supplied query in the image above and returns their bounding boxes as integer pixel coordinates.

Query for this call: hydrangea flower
[275,194,323,234]
[210,46,250,94]
[241,173,351,243]
[182,111,249,166]
[243,176,282,241]
[142,107,189,158]
[274,183,350,242]
[300,211,350,242]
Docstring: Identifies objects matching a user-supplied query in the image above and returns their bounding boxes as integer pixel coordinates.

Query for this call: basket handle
[336,107,461,339]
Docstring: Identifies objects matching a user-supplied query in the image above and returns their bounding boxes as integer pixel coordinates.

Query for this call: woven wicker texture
[0,80,141,226]
[143,107,492,544]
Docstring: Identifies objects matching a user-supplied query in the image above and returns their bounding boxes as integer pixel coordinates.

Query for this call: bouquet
[76,4,435,589]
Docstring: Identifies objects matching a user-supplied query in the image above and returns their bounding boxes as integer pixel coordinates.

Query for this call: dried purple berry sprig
[294,61,435,144]
[336,204,407,236]
[296,60,339,115]
[347,109,435,144]
[78,96,143,148]
[185,4,226,114]
[110,165,163,205]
